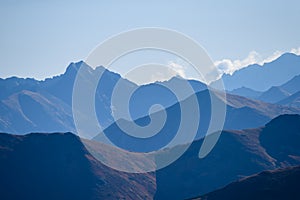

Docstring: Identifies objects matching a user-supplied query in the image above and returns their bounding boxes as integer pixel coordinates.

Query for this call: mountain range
[1,114,300,199]
[219,53,300,91]
[229,73,300,106]
[154,114,300,199]
[0,62,208,134]
[96,89,300,151]
[1,52,300,199]
[1,54,300,137]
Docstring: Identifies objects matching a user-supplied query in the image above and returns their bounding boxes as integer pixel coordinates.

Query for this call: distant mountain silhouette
[257,86,291,103]
[278,91,300,108]
[229,73,300,104]
[194,165,300,200]
[216,53,300,91]
[0,62,135,133]
[256,74,300,103]
[228,87,262,99]
[95,89,300,152]
[280,74,300,94]
[2,54,299,134]
[0,62,206,134]
[0,132,155,200]
[154,114,300,199]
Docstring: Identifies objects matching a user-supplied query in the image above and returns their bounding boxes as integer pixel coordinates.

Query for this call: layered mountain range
[230,74,300,105]
[227,53,300,106]
[1,114,300,199]
[0,62,207,134]
[1,53,300,136]
[154,114,300,199]
[220,53,300,91]
[1,52,300,199]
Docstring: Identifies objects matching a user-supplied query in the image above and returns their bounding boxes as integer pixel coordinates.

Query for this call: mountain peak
[64,61,91,75]
[220,52,300,91]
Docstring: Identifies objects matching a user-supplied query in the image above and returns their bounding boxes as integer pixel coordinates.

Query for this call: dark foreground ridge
[0,114,300,199]
[154,114,300,199]
[193,165,300,200]
[0,132,155,200]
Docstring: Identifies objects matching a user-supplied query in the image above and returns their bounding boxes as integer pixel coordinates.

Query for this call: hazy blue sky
[1,0,300,79]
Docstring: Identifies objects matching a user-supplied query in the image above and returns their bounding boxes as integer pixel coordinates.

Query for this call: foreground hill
[0,132,155,200]
[1,114,299,200]
[154,114,300,199]
[194,165,300,200]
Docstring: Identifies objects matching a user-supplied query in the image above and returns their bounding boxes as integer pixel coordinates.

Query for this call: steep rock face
[196,166,300,200]
[154,114,300,200]
[0,132,156,200]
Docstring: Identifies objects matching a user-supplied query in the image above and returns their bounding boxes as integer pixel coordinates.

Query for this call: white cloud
[214,47,300,75]
[291,47,300,55]
[129,47,300,85]
[262,50,282,64]
[214,51,260,75]
[124,61,188,85]
[167,61,187,78]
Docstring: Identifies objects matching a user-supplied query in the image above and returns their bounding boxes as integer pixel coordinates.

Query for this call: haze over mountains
[230,74,300,104]
[1,52,300,199]
[97,89,300,151]
[220,53,300,91]
[0,62,208,134]
[1,53,300,136]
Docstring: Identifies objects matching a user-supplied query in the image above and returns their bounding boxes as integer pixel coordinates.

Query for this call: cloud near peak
[136,47,300,85]
[215,47,300,75]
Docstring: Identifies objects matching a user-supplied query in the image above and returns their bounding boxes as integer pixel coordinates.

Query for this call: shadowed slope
[195,166,300,200]
[0,132,156,200]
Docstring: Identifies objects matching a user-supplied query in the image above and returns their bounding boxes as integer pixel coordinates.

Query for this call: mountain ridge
[154,114,300,199]
[217,53,300,91]
[0,61,208,134]
[0,132,156,200]
[1,114,300,199]
[194,165,300,200]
